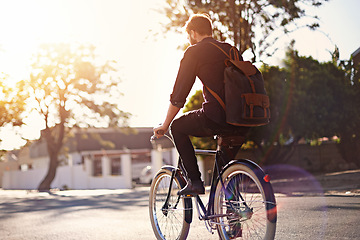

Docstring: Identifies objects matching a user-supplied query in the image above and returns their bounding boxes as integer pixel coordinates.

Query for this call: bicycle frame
[193,149,226,220]
[192,149,253,226]
[161,147,243,227]
[161,148,276,225]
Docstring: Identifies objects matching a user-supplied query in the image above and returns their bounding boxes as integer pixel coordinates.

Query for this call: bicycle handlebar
[150,135,157,142]
[150,130,165,142]
[156,130,165,135]
[150,131,176,146]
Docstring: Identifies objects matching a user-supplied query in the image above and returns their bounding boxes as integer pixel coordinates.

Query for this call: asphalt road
[0,187,359,239]
[1,169,360,239]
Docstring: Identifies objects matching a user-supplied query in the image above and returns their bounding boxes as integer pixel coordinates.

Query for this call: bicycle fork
[161,168,178,216]
[160,166,193,225]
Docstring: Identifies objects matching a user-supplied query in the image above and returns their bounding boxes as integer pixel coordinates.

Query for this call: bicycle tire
[214,163,277,240]
[149,168,191,240]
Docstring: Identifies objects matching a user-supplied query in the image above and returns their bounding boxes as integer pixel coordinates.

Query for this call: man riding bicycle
[153,14,249,196]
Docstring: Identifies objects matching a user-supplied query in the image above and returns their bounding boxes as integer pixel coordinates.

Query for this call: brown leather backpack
[206,43,270,127]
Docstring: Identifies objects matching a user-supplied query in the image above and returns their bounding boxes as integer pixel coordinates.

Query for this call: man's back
[172,37,243,125]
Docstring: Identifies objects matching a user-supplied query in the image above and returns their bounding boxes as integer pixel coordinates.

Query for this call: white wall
[2,153,133,190]
[150,147,186,177]
[2,148,176,190]
[32,156,49,169]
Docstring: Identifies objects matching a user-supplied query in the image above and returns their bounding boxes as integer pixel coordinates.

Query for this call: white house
[2,127,176,190]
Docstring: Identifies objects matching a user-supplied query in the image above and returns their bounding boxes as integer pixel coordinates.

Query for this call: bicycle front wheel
[214,163,276,240]
[149,168,190,240]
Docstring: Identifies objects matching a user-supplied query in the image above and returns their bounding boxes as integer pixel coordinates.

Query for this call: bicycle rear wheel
[149,168,190,240]
[214,163,276,240]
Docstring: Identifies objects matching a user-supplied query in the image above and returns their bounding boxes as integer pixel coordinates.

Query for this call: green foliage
[258,47,343,144]
[162,0,328,61]
[283,47,358,141]
[248,64,288,146]
[0,73,27,129]
[183,90,216,150]
[183,90,204,113]
[190,136,217,150]
[28,43,130,130]
[259,45,360,167]
[1,44,26,147]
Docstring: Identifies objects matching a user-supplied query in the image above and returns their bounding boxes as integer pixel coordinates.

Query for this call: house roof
[352,47,360,57]
[352,47,360,66]
[29,127,173,158]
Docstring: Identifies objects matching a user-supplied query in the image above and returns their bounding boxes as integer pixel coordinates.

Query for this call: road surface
[0,187,359,239]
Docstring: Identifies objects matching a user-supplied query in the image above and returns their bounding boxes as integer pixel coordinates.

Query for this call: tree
[1,45,25,131]
[255,47,340,164]
[0,73,27,140]
[183,89,204,112]
[247,64,290,163]
[162,0,328,61]
[284,50,342,139]
[332,49,360,168]
[27,43,130,191]
[260,45,360,168]
[1,45,26,159]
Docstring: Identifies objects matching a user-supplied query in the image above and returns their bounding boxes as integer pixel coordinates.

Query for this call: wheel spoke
[149,170,190,240]
[214,164,276,239]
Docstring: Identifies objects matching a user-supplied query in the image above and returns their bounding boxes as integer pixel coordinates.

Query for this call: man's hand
[153,125,167,139]
[153,103,180,139]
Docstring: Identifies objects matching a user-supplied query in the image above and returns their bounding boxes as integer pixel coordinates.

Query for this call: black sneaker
[177,180,205,196]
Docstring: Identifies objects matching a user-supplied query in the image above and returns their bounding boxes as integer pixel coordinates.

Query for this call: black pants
[170,109,249,182]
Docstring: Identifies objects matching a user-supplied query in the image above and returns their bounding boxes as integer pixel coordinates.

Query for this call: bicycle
[149,133,277,240]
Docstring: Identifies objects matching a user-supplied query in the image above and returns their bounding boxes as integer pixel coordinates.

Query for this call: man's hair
[184,14,212,36]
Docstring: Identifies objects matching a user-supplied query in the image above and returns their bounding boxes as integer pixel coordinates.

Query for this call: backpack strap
[210,42,240,62]
[199,42,228,111]
[205,85,226,111]
[210,42,230,58]
[210,42,258,93]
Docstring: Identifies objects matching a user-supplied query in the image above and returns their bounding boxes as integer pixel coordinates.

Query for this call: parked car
[139,166,152,184]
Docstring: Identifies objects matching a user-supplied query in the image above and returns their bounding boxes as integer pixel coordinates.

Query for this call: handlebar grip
[156,130,165,135]
[150,130,165,142]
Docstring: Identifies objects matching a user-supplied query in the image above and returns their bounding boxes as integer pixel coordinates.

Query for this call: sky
[0,0,359,150]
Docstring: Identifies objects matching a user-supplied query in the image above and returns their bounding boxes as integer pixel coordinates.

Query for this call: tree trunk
[38,152,59,191]
[37,124,64,192]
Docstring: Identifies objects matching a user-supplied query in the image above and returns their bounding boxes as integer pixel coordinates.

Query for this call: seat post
[216,135,222,151]
[217,135,245,148]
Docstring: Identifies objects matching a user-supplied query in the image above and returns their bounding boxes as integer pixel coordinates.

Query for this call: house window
[93,157,102,176]
[111,156,121,175]
[131,153,151,164]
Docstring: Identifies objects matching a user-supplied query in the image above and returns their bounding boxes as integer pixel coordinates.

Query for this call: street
[0,187,359,239]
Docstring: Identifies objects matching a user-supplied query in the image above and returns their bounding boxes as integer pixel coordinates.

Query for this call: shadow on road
[264,165,360,196]
[0,188,150,221]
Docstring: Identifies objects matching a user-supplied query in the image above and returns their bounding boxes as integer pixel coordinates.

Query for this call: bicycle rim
[149,170,190,240]
[214,164,276,240]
